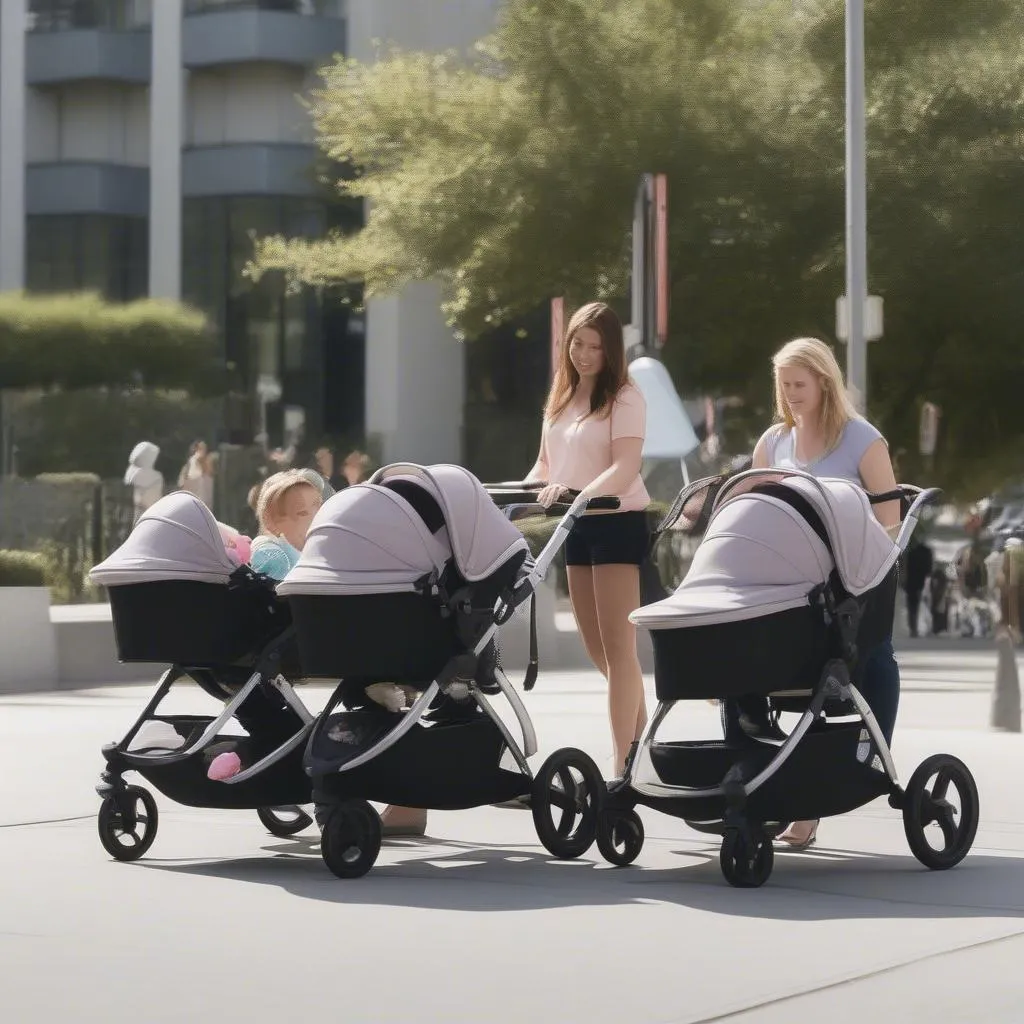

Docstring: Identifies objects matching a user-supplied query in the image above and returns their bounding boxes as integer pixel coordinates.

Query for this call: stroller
[580,469,980,887]
[276,464,618,878]
[89,492,317,862]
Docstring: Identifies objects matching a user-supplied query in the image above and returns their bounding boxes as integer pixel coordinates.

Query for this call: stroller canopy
[277,463,530,598]
[90,491,238,587]
[632,471,897,631]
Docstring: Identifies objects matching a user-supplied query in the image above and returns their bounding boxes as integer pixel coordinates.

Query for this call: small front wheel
[903,754,979,870]
[720,826,773,888]
[98,785,159,862]
[320,800,382,879]
[257,805,314,838]
[531,747,603,860]
[596,809,645,867]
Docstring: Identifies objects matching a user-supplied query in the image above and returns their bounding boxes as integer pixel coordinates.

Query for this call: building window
[28,1,152,32]
[182,195,361,446]
[26,215,148,300]
[183,0,345,16]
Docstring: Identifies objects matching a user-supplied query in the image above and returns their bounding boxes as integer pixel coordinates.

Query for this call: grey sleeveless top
[766,417,884,483]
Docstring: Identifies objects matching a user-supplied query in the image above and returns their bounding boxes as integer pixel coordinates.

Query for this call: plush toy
[217,522,253,566]
[208,751,242,781]
[364,681,421,712]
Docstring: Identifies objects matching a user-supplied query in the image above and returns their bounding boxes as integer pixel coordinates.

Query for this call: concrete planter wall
[0,587,59,692]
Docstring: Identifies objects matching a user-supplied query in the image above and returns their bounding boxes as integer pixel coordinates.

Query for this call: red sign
[654,173,669,348]
[551,296,564,377]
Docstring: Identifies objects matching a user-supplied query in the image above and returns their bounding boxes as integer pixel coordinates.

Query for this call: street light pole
[845,0,868,412]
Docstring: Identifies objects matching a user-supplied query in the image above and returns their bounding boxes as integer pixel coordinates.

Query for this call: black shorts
[564,511,650,567]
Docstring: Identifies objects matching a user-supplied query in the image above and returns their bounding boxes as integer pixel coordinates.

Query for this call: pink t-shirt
[540,383,650,512]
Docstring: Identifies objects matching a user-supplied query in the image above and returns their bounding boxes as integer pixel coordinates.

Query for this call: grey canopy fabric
[714,470,898,595]
[277,463,530,598]
[631,471,897,631]
[90,491,237,587]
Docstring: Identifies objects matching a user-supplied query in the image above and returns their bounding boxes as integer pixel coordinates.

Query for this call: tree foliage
[252,0,1024,497]
[0,291,219,393]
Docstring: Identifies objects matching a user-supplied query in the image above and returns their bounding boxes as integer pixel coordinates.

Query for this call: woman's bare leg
[593,563,647,774]
[567,565,608,675]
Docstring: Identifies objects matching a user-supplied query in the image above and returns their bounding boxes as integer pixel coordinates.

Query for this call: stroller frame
[594,478,981,887]
[304,488,620,878]
[96,627,319,861]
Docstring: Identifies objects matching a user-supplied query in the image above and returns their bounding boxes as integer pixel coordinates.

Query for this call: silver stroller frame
[626,482,938,806]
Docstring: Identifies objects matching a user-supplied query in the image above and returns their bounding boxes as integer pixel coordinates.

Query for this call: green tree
[252,0,1024,497]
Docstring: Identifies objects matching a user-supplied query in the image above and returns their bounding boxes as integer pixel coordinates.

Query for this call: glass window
[28,1,151,32]
[183,1,344,16]
[26,214,147,301]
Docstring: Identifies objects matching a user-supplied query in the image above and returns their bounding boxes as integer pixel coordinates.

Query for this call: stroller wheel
[320,800,382,879]
[531,747,603,860]
[98,785,159,862]
[720,826,773,888]
[257,805,314,838]
[596,808,645,867]
[903,754,979,870]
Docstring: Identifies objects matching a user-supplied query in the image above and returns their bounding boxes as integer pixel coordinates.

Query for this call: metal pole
[845,0,868,412]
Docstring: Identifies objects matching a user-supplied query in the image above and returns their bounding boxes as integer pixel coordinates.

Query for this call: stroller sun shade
[276,463,530,598]
[631,471,898,631]
[90,491,239,587]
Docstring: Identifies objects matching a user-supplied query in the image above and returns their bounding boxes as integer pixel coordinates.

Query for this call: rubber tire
[903,754,979,870]
[320,800,382,879]
[98,785,159,862]
[720,827,773,888]
[596,808,645,867]
[531,747,603,860]
[257,805,314,838]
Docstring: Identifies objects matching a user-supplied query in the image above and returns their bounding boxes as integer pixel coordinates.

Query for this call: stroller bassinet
[87,492,317,862]
[278,464,619,878]
[583,470,980,887]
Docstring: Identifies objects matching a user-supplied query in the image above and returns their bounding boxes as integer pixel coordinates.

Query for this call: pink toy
[217,522,253,566]
[207,751,242,781]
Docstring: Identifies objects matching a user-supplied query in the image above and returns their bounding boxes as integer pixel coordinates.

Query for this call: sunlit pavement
[2,644,1022,1023]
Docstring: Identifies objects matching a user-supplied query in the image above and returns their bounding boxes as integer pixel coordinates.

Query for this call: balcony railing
[28,0,152,32]
[184,0,343,15]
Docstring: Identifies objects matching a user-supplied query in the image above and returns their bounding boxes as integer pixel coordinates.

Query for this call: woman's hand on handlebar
[536,483,568,508]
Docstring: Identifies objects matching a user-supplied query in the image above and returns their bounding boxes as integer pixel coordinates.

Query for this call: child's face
[270,484,322,550]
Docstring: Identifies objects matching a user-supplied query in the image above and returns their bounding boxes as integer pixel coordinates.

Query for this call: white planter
[0,587,59,692]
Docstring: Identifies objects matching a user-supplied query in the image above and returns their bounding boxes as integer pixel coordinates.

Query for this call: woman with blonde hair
[749,337,900,849]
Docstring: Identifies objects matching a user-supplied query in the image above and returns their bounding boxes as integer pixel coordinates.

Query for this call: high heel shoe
[777,819,818,849]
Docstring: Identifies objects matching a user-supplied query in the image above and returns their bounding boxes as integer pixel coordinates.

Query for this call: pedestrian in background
[124,441,164,523]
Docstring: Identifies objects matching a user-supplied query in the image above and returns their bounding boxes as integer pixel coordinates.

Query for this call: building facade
[0,0,508,467]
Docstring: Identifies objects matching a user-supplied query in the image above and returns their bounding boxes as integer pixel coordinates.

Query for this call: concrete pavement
[1,646,1022,1023]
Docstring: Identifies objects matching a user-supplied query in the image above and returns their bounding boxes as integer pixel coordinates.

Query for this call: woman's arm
[751,433,771,470]
[579,436,644,499]
[858,438,901,530]
[525,427,550,484]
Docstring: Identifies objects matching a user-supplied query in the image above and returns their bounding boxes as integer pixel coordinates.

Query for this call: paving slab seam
[671,926,1024,1024]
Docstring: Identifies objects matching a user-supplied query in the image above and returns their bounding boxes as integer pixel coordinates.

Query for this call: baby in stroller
[576,468,981,887]
[88,491,320,862]
[248,469,325,580]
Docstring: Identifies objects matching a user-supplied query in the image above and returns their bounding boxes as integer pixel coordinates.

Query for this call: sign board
[919,402,940,456]
[256,374,282,403]
[550,296,564,377]
[836,295,884,341]
[628,356,699,459]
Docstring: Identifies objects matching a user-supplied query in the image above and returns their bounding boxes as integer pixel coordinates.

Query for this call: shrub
[0,549,48,587]
[0,291,218,392]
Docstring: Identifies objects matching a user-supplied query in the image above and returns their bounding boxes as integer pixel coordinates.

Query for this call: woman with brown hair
[527,301,650,778]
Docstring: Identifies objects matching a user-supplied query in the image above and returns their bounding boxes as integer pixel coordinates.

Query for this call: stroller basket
[108,578,289,665]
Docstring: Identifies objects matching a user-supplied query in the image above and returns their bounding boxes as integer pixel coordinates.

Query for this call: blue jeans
[723,640,901,745]
[858,639,900,745]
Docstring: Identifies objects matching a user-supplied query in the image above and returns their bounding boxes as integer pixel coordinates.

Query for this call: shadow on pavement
[134,833,1024,921]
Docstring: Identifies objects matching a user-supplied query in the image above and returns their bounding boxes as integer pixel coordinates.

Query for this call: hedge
[0,291,220,393]
[0,549,48,587]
